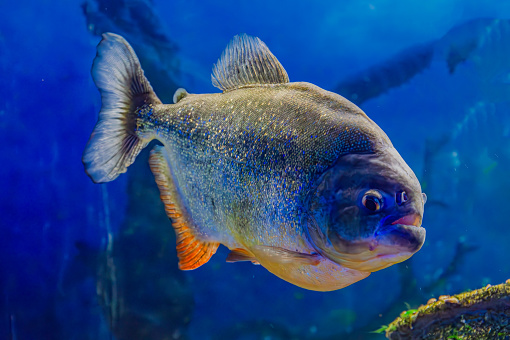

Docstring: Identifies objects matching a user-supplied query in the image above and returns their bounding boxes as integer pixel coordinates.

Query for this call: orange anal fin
[226,248,260,265]
[149,146,219,270]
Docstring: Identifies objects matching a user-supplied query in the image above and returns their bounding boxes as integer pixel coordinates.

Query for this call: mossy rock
[385,279,510,339]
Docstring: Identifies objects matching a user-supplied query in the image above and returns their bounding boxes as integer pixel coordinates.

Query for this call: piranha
[83,33,427,291]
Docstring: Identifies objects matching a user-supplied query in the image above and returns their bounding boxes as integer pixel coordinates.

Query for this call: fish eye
[396,191,408,206]
[362,190,383,212]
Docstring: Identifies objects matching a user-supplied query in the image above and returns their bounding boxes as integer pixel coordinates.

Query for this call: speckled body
[137,82,390,252]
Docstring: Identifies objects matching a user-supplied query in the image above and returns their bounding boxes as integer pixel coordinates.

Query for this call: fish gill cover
[1,0,510,339]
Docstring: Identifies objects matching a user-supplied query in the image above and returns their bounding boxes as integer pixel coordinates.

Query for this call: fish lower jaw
[340,253,414,272]
[325,247,415,272]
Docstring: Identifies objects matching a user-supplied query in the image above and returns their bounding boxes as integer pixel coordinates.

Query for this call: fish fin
[173,88,188,103]
[250,245,370,291]
[83,33,162,183]
[226,248,260,265]
[149,146,219,270]
[211,34,289,92]
[251,245,321,266]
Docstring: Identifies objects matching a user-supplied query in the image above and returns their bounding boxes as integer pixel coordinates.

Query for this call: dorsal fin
[149,145,219,270]
[211,34,289,92]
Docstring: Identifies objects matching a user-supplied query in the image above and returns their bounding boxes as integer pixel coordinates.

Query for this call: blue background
[2,1,510,339]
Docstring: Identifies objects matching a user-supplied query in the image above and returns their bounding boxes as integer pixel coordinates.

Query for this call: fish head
[305,147,426,272]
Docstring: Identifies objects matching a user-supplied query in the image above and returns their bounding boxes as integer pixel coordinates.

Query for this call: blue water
[2,1,510,339]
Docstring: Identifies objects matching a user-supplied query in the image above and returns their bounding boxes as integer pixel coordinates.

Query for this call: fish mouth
[307,214,426,272]
[375,213,425,253]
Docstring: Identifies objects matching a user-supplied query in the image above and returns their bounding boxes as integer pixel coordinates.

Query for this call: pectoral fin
[226,246,319,266]
[149,146,219,270]
[251,246,321,266]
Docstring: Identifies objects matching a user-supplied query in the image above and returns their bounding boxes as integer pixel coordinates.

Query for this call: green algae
[385,279,510,339]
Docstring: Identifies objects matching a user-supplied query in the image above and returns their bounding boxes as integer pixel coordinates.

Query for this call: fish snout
[322,222,425,272]
[306,212,426,272]
[376,213,425,252]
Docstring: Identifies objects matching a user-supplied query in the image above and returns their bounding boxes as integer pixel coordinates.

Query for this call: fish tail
[83,33,162,183]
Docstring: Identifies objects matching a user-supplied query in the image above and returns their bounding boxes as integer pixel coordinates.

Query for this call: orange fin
[226,248,260,265]
[149,146,219,270]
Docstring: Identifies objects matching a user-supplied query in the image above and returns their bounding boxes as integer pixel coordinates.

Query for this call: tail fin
[83,33,162,183]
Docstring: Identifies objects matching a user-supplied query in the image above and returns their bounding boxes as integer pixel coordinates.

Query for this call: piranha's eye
[396,191,408,206]
[362,190,383,212]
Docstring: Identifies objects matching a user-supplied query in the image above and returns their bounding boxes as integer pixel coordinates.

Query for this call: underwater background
[2,0,510,339]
